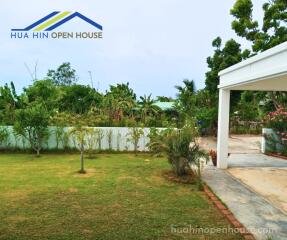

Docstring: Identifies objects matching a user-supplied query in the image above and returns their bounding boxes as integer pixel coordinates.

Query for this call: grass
[0,153,243,240]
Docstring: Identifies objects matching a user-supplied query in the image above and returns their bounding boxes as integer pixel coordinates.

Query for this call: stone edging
[203,185,256,240]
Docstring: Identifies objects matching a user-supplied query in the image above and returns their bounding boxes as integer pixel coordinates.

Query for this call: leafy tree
[107,82,136,101]
[234,91,261,121]
[231,0,287,52]
[205,37,249,93]
[0,82,21,124]
[203,37,250,132]
[14,103,49,156]
[47,62,78,86]
[231,0,287,112]
[103,83,136,123]
[193,89,218,134]
[60,85,103,114]
[23,80,60,111]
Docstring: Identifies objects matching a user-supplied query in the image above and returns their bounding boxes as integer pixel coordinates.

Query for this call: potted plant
[209,149,217,166]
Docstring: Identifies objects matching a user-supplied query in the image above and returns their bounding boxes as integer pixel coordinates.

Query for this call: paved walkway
[203,163,287,240]
[228,153,287,168]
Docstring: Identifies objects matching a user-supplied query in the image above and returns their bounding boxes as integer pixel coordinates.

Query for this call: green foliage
[24,80,60,110]
[60,85,103,114]
[47,62,78,86]
[95,129,104,151]
[233,91,261,121]
[0,126,9,148]
[149,120,207,179]
[147,128,164,156]
[205,38,247,94]
[138,94,160,124]
[126,127,144,154]
[175,79,196,114]
[14,103,50,156]
[0,82,20,125]
[68,124,94,173]
[231,0,287,52]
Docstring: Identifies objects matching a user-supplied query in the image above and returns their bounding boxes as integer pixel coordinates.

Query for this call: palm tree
[139,94,160,124]
[175,79,196,113]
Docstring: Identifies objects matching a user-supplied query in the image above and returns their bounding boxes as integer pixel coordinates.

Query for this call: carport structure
[217,41,287,169]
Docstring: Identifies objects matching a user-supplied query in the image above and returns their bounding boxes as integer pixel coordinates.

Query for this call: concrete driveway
[201,135,287,239]
[199,134,261,154]
[227,154,287,214]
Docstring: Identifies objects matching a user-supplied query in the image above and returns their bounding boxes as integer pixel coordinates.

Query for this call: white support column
[217,88,230,169]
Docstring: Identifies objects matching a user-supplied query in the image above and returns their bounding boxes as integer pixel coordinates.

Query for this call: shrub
[151,120,207,181]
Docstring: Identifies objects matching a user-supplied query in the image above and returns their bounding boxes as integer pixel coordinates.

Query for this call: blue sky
[0,0,264,98]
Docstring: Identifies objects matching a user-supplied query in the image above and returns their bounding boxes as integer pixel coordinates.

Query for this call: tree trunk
[79,142,85,173]
[36,148,40,157]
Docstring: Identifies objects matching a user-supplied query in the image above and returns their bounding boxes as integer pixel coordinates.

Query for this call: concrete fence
[0,126,165,152]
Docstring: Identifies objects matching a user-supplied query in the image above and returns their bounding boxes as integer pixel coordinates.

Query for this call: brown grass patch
[6,215,29,222]
[3,189,31,200]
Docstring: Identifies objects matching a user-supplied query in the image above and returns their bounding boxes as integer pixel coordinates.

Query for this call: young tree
[126,127,144,154]
[69,124,93,174]
[14,104,49,156]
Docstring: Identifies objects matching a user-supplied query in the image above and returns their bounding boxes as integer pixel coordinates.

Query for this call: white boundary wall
[0,126,165,152]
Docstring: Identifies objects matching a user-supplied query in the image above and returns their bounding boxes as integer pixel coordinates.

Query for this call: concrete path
[228,153,287,168]
[199,135,261,154]
[203,164,287,240]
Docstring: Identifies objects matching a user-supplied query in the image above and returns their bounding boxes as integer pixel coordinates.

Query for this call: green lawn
[0,153,243,240]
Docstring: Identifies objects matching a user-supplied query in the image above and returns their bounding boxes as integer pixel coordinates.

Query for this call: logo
[11,11,103,39]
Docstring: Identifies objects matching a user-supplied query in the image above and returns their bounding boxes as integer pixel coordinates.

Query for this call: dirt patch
[162,170,196,184]
[228,168,287,214]
[73,168,105,178]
